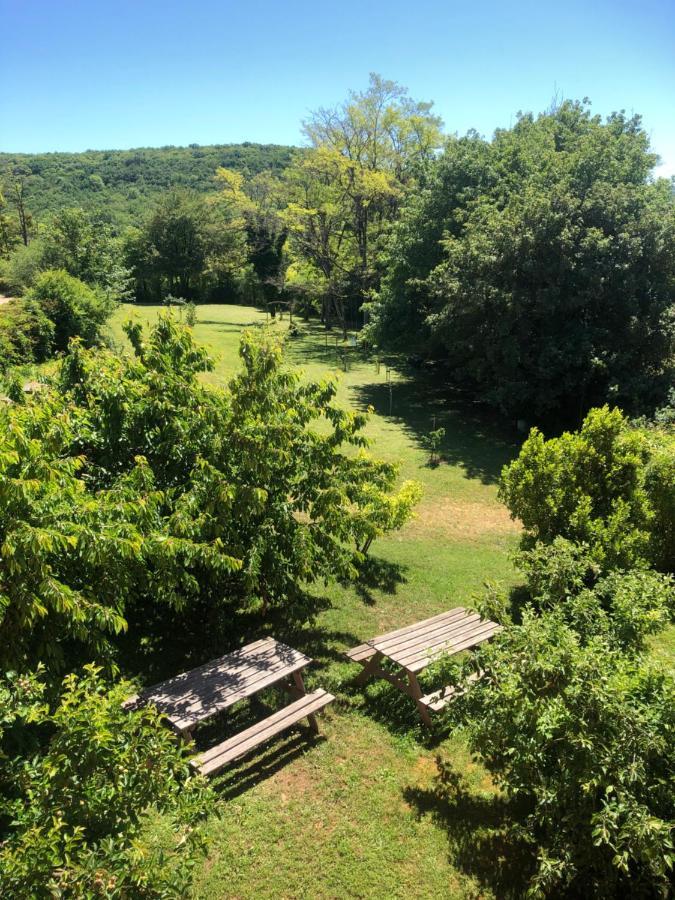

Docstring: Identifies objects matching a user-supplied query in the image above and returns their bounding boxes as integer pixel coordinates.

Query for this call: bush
[445,611,675,897]
[25,268,114,353]
[515,537,603,606]
[0,666,211,899]
[499,406,675,572]
[513,539,674,652]
[0,297,54,369]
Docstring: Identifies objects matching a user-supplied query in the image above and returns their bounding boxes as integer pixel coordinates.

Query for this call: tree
[371,101,675,423]
[0,188,20,258]
[142,190,207,299]
[127,186,251,303]
[25,268,114,352]
[0,667,211,898]
[284,75,443,329]
[0,315,419,675]
[5,167,32,246]
[39,207,132,301]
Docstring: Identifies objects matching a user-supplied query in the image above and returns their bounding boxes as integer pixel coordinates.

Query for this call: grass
[108,304,673,899]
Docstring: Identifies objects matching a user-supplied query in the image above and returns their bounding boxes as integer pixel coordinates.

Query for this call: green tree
[143,190,207,299]
[25,268,114,352]
[0,315,419,675]
[284,74,443,330]
[372,101,675,423]
[440,607,674,897]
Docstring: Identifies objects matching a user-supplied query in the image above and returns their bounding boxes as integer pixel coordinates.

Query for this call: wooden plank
[169,657,311,732]
[391,617,493,666]
[372,611,481,657]
[419,672,483,712]
[135,638,275,700]
[370,608,471,654]
[344,643,377,663]
[366,608,467,648]
[147,640,309,703]
[193,689,335,776]
[406,623,501,673]
[127,638,314,732]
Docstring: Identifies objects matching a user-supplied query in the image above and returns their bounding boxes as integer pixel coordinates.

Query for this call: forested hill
[0,142,297,224]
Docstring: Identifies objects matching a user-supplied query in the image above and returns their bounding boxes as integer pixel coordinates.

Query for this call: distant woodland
[0,143,296,224]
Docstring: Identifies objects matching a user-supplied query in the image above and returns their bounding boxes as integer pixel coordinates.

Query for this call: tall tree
[372,101,675,423]
[283,75,443,329]
[5,167,32,246]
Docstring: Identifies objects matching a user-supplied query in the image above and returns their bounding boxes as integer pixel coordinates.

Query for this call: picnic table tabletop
[368,607,501,674]
[126,637,311,734]
[347,607,501,725]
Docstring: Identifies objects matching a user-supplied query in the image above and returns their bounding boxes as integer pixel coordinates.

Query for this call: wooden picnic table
[125,637,334,774]
[345,608,500,726]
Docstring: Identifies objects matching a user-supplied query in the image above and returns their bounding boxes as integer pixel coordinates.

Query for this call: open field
[108,304,673,899]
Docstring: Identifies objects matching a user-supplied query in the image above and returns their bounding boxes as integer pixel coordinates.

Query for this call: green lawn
[108,304,672,899]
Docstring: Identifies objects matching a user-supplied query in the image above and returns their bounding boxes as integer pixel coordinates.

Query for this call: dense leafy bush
[499,406,675,571]
[0,296,54,369]
[442,611,674,897]
[0,666,211,898]
[25,269,114,353]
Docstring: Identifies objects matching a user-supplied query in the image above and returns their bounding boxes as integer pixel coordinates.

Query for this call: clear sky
[2,0,674,176]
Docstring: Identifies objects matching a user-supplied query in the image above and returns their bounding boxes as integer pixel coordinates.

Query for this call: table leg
[406,671,432,727]
[293,670,319,733]
[354,651,384,686]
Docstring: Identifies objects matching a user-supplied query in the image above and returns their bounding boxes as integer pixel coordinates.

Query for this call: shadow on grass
[351,555,407,606]
[403,778,535,897]
[351,377,517,485]
[286,323,520,485]
[197,319,266,329]
[207,727,327,802]
[336,675,446,747]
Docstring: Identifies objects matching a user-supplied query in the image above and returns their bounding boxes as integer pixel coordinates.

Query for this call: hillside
[0,142,298,225]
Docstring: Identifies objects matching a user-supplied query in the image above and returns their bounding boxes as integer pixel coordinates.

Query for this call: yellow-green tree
[283,74,443,330]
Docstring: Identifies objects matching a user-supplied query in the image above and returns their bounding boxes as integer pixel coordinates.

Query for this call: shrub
[0,296,54,369]
[0,666,211,899]
[499,406,674,571]
[515,537,603,606]
[445,611,675,897]
[25,268,114,353]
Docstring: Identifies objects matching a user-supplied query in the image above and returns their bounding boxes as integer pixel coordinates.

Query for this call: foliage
[1,143,296,227]
[423,426,445,466]
[443,610,675,897]
[284,75,443,331]
[371,100,675,422]
[0,296,54,369]
[499,406,675,571]
[514,537,603,605]
[0,666,211,899]
[25,268,114,353]
[124,187,252,303]
[0,314,419,675]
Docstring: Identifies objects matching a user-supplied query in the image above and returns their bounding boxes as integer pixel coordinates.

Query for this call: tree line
[2,76,673,429]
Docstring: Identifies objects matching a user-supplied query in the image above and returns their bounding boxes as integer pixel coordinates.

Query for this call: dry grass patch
[405,497,520,542]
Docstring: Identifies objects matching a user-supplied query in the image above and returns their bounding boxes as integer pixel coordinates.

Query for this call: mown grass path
[109,304,522,898]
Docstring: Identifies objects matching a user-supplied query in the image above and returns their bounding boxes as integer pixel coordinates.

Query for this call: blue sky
[2,0,674,176]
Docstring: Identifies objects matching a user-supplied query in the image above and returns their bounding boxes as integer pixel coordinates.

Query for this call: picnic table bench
[345,607,500,725]
[125,637,334,776]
